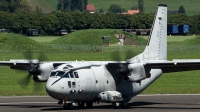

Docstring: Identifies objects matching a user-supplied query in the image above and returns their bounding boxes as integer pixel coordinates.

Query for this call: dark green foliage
[108,4,123,13]
[0,0,22,13]
[0,0,34,13]
[57,0,87,12]
[131,5,138,10]
[138,0,144,13]
[0,10,200,35]
[178,5,186,14]
[99,8,104,13]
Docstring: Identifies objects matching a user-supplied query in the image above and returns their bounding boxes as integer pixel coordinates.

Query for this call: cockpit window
[56,71,65,76]
[69,72,74,78]
[74,72,79,78]
[63,72,70,78]
[50,72,56,77]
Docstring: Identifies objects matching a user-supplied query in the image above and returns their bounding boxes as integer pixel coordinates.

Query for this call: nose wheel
[113,102,128,108]
[63,103,73,110]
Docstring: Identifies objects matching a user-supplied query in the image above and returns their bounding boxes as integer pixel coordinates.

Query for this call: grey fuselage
[46,62,163,102]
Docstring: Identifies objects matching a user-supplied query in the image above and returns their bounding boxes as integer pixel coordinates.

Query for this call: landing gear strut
[63,103,73,110]
[78,101,85,108]
[86,101,93,108]
[113,102,128,108]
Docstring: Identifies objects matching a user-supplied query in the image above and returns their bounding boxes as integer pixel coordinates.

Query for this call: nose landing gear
[62,100,76,110]
[113,102,128,108]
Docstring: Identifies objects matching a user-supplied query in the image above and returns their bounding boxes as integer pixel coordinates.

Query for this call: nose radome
[46,77,61,100]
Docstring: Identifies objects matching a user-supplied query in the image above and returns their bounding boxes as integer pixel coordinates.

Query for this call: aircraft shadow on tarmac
[40,101,200,111]
[0,101,199,111]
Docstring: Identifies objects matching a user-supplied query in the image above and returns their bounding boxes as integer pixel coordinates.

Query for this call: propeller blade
[33,82,43,92]
[110,51,121,61]
[38,52,48,62]
[125,50,136,60]
[18,73,32,88]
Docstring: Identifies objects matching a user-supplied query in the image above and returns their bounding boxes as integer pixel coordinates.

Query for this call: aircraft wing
[0,59,71,70]
[145,59,200,73]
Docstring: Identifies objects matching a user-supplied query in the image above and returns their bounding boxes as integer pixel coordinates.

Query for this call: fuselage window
[57,71,65,76]
[74,72,79,78]
[50,72,56,77]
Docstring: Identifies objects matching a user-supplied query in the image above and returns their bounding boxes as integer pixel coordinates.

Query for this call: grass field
[0,32,200,96]
[28,36,61,43]
[42,0,200,15]
[141,35,197,42]
[43,0,58,10]
[0,49,200,96]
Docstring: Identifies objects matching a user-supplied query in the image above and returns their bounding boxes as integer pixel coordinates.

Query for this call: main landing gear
[61,101,94,110]
[78,101,93,109]
[63,102,74,110]
[60,100,128,109]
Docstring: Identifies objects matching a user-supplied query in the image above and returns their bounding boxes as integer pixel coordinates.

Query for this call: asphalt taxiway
[0,95,200,112]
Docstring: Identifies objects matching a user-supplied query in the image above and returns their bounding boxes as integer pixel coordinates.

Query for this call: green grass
[1,31,200,95]
[43,0,58,10]
[88,0,200,15]
[50,29,122,45]
[42,0,200,15]
[0,49,200,95]
[141,35,197,42]
[28,36,61,43]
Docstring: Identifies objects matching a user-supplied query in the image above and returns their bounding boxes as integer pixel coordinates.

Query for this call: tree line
[0,11,199,35]
[0,0,35,13]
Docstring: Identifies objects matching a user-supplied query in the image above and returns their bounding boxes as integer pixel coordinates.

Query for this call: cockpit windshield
[57,71,65,76]
[50,71,65,77]
[50,71,79,78]
[50,72,56,77]
[63,72,70,78]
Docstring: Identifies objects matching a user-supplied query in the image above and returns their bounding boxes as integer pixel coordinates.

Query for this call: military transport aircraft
[0,3,200,109]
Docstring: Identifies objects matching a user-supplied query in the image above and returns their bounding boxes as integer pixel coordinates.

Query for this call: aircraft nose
[46,77,61,100]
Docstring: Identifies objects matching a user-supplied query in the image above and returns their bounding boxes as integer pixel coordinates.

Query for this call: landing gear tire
[121,102,128,108]
[78,101,85,108]
[113,102,120,108]
[86,101,93,108]
[63,103,73,110]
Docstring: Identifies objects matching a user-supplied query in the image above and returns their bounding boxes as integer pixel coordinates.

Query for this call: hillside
[28,0,54,13]
[88,0,200,15]
[41,0,200,15]
[50,29,121,45]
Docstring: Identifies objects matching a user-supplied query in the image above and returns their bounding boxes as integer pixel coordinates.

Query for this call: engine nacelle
[125,63,150,83]
[97,91,131,103]
[34,63,54,82]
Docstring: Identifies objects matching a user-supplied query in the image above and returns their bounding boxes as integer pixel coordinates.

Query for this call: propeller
[18,50,47,91]
[110,50,136,80]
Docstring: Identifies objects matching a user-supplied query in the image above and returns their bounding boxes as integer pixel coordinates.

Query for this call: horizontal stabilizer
[145,61,200,73]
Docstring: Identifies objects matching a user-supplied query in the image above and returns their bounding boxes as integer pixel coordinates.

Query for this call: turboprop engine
[29,63,54,82]
[10,59,54,82]
[119,63,151,83]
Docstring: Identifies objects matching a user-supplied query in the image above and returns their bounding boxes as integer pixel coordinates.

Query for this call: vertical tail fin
[143,4,167,60]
